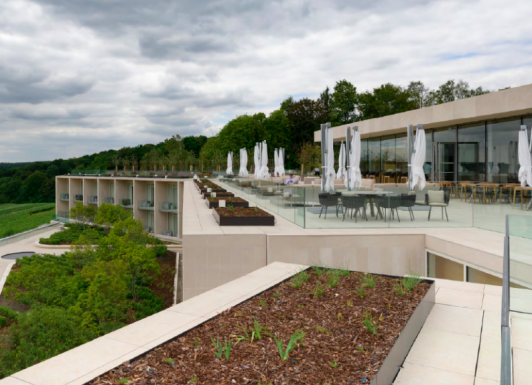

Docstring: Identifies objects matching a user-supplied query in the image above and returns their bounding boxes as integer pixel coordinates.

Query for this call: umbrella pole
[407,125,413,190]
[321,124,326,192]
[346,126,351,191]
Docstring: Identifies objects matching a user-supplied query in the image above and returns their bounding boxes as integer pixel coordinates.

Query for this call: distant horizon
[1,0,532,162]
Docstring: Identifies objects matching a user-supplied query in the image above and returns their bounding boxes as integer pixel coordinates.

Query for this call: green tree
[319,86,332,123]
[69,202,97,229]
[407,81,430,109]
[297,143,321,175]
[286,98,326,159]
[358,83,417,120]
[330,79,357,124]
[94,203,131,232]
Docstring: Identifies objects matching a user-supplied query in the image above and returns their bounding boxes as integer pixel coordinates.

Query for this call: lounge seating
[426,190,450,221]
[162,230,173,236]
[74,194,83,201]
[104,197,114,204]
[121,198,132,206]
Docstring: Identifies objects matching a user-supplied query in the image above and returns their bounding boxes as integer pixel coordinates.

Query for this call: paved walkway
[394,278,532,385]
[0,228,63,295]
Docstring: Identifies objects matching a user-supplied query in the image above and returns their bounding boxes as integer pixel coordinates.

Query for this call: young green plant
[273,329,305,360]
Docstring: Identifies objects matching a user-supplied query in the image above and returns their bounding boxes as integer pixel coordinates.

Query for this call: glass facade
[359,115,526,183]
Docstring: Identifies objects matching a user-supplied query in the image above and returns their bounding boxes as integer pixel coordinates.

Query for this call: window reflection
[487,118,520,184]
[458,123,485,182]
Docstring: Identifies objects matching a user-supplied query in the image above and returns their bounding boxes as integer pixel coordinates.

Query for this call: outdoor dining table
[458,182,476,201]
[513,186,532,210]
[342,190,394,219]
[438,181,455,198]
[474,183,500,205]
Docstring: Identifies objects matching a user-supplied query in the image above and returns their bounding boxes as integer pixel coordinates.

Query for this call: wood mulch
[208,197,247,203]
[215,207,273,218]
[89,269,431,385]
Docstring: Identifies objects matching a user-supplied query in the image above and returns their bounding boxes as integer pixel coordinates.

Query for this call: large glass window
[368,138,380,175]
[425,129,433,179]
[434,127,456,143]
[381,135,396,175]
[487,118,521,184]
[458,123,485,181]
[395,134,408,179]
[360,139,369,173]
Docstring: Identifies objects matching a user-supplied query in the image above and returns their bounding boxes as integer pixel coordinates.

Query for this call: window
[368,138,380,174]
[487,118,521,184]
[458,123,485,181]
[380,135,396,174]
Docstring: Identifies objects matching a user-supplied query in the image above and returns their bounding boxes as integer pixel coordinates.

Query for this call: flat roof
[314,82,532,141]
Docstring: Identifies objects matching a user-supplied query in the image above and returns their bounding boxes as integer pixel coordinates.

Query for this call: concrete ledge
[2,262,307,385]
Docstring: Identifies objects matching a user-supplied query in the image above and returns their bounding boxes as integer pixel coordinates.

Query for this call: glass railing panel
[388,186,473,229]
[508,215,532,315]
[138,200,155,210]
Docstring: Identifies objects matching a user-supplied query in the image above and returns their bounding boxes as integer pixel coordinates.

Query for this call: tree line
[1,79,501,203]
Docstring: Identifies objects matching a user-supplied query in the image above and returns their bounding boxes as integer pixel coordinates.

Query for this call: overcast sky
[1,0,531,162]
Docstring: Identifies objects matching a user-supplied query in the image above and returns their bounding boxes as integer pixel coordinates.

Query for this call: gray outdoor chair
[318,193,341,219]
[400,194,416,221]
[376,196,402,222]
[426,190,450,221]
[340,195,367,222]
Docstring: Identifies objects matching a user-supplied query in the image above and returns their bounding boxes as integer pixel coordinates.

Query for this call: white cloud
[1,0,532,161]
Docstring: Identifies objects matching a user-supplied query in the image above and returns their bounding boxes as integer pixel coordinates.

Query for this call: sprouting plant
[236,324,254,344]
[363,310,378,335]
[316,325,326,334]
[192,337,201,346]
[346,300,352,307]
[329,360,339,368]
[402,270,422,291]
[337,313,342,321]
[211,336,231,359]
[118,379,130,384]
[253,317,263,340]
[164,357,174,365]
[273,291,280,298]
[297,304,303,309]
[327,269,340,288]
[363,273,376,288]
[379,314,384,322]
[259,300,268,307]
[357,285,365,299]
[277,314,284,319]
[291,274,303,289]
[393,281,405,296]
[228,205,234,212]
[298,269,309,282]
[273,329,305,360]
[313,265,324,277]
[189,375,198,383]
[314,282,324,297]
[254,206,258,212]
[355,344,364,352]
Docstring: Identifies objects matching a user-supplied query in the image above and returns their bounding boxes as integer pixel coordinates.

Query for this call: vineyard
[0,203,56,239]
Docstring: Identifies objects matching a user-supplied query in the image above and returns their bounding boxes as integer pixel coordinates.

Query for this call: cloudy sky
[1,0,531,162]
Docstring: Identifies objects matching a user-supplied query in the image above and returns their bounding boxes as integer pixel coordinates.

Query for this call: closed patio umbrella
[325,128,336,192]
[254,143,260,179]
[239,148,249,177]
[226,152,233,175]
[346,130,362,189]
[337,141,346,179]
[274,149,280,177]
[260,141,269,178]
[518,125,532,187]
[409,126,426,190]
[279,148,285,176]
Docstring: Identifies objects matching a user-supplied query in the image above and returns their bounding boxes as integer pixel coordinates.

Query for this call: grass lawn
[0,203,56,239]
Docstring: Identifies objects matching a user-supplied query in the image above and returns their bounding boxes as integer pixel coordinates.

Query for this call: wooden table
[513,186,532,210]
[438,181,455,198]
[500,184,519,203]
[474,183,500,204]
[458,182,475,201]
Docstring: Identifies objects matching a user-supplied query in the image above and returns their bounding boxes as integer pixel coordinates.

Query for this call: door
[432,142,456,182]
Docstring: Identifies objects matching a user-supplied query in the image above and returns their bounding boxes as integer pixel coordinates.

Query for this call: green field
[0,203,56,239]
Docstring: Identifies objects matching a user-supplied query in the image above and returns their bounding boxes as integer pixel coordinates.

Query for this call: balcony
[60,193,69,202]
[159,202,178,213]
[88,196,98,204]
[104,197,114,204]
[138,200,154,211]
[120,198,133,209]
[73,194,83,202]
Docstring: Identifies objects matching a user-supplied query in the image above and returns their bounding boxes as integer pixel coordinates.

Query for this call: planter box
[203,192,234,199]
[370,279,435,385]
[213,209,275,226]
[205,200,249,209]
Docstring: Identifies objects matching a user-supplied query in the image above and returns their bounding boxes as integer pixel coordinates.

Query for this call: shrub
[0,316,6,327]
[0,306,18,320]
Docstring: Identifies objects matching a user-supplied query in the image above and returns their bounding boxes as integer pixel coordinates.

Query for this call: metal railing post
[501,215,512,385]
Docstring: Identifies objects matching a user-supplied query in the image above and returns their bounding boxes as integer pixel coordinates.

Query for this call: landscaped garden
[89,268,431,384]
[0,204,176,379]
[206,196,249,209]
[0,203,56,239]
